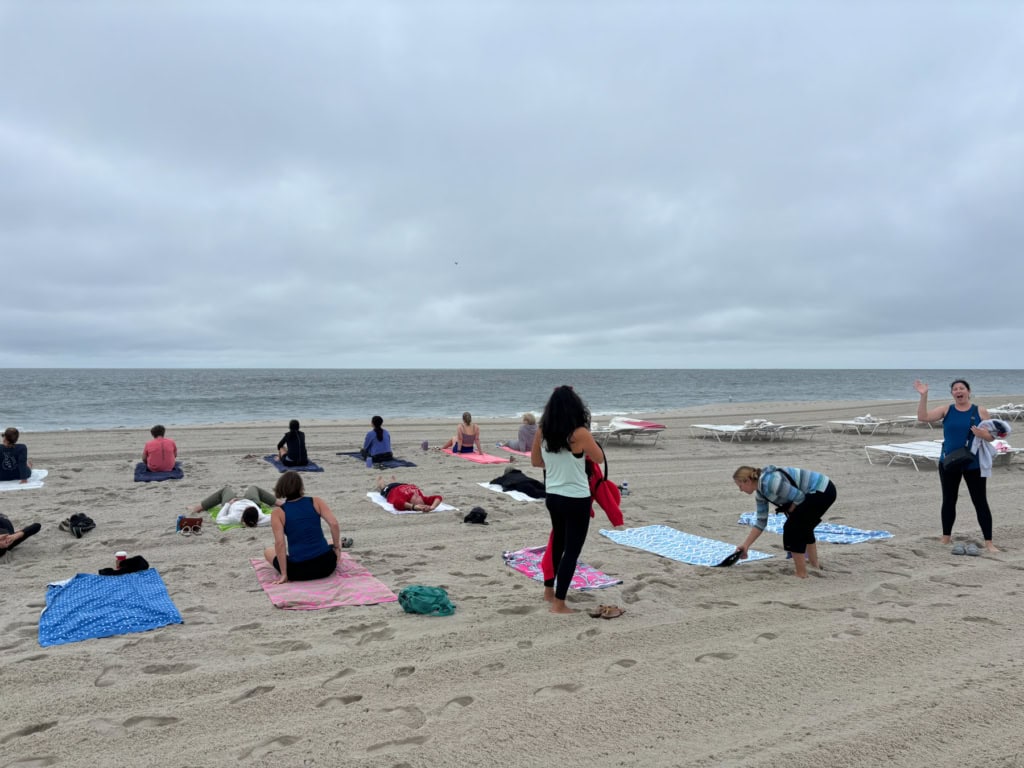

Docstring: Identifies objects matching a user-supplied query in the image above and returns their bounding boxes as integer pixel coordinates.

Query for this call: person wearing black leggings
[531,385,605,614]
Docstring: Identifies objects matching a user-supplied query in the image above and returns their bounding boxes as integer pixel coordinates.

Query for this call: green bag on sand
[398,586,455,616]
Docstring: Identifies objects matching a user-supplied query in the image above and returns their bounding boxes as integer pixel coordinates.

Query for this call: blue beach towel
[336,451,417,468]
[737,513,894,544]
[134,461,184,482]
[38,570,183,647]
[263,455,324,472]
[600,525,773,567]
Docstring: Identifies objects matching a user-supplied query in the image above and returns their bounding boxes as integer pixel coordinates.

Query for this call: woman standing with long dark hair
[531,386,605,614]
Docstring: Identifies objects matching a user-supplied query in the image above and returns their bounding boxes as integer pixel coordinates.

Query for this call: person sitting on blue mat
[360,415,394,463]
[277,419,310,467]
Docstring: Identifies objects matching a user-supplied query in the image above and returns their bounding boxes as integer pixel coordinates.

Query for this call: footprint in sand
[142,663,199,675]
[754,632,777,644]
[474,554,493,561]
[394,666,415,678]
[94,665,121,687]
[442,695,473,711]
[123,716,179,729]
[334,621,388,639]
[229,622,261,633]
[831,629,865,640]
[231,686,275,704]
[366,735,430,753]
[695,652,737,663]
[607,659,636,673]
[1,721,57,743]
[473,662,504,677]
[258,640,312,655]
[517,640,533,649]
[5,757,58,767]
[577,628,600,640]
[321,669,356,690]
[532,683,583,698]
[316,694,363,708]
[237,735,300,760]
[963,616,1001,626]
[874,617,916,625]
[356,626,395,645]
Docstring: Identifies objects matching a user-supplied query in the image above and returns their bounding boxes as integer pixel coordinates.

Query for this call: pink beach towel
[499,446,531,457]
[250,554,398,610]
[502,546,623,590]
[442,449,509,464]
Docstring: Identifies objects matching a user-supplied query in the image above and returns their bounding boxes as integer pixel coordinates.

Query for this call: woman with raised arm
[915,378,998,552]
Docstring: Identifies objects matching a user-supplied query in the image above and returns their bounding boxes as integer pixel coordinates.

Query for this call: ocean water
[3,369,1022,432]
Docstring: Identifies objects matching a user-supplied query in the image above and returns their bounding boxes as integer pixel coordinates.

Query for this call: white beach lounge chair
[689,424,760,442]
[865,440,1023,471]
[603,417,666,446]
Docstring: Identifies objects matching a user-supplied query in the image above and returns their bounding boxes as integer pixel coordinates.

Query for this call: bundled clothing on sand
[490,469,546,499]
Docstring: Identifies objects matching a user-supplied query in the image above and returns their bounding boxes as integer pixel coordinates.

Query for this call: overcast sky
[3,2,1023,369]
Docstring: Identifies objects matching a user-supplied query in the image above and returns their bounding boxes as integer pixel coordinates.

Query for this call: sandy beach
[3,396,1024,768]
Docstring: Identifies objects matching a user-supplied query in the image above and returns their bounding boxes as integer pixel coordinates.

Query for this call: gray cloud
[3,1,1023,368]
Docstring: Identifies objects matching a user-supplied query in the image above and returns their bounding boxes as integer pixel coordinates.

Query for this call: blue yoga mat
[134,461,184,482]
[737,513,894,544]
[600,525,773,566]
[336,451,417,468]
[263,455,324,472]
[38,569,183,647]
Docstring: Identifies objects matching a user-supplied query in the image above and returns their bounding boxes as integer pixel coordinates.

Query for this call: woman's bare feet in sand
[985,541,1000,553]
[940,535,952,545]
[549,598,576,614]
[543,587,555,603]
[187,504,202,514]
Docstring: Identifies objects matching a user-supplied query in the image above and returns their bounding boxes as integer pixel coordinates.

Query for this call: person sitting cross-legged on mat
[0,514,42,557]
[440,412,482,454]
[360,415,394,463]
[0,427,32,483]
[376,475,442,512]
[142,424,177,472]
[277,419,310,467]
[263,471,348,584]
[188,485,280,527]
[732,464,837,579]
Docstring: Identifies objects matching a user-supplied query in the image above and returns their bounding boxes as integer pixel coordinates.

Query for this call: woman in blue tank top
[915,379,998,552]
[263,471,348,582]
[531,386,606,615]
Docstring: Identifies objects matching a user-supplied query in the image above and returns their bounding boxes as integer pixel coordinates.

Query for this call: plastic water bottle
[620,481,629,496]
[366,457,374,468]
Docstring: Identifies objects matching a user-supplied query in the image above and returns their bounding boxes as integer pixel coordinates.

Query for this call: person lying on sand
[188,485,281,527]
[375,475,443,512]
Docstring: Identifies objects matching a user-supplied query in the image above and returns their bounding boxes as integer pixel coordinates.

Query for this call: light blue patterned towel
[38,570,183,647]
[599,525,773,566]
[737,513,894,544]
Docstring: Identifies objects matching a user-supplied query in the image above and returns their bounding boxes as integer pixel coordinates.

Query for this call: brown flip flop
[588,605,610,618]
[600,605,625,619]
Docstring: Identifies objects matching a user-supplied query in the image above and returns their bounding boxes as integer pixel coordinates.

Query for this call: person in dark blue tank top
[915,379,999,553]
[263,471,349,582]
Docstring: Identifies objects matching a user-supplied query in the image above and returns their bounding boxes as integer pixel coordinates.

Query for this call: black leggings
[272,548,338,581]
[782,481,837,554]
[939,465,992,540]
[544,493,592,600]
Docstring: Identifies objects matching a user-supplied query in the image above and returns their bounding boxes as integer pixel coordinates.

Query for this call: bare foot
[940,535,952,545]
[543,587,556,603]
[985,542,1000,553]
[549,598,576,614]
[187,504,202,514]
[793,572,808,579]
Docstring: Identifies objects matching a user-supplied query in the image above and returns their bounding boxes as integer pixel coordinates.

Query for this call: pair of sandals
[59,514,96,539]
[951,542,981,556]
[587,604,626,619]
